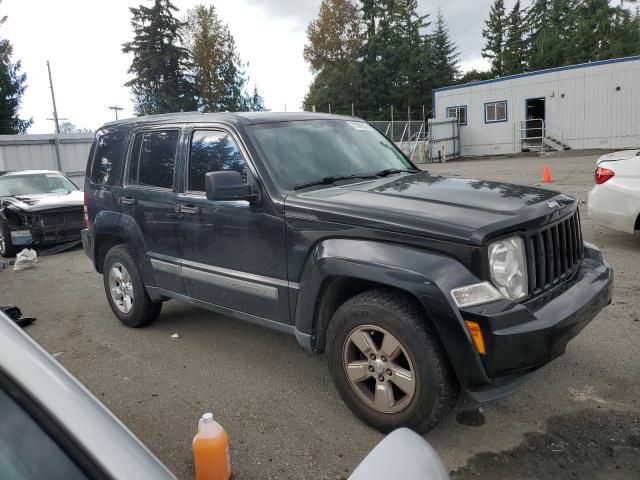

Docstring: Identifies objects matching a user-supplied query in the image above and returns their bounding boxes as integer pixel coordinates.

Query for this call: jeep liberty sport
[82,112,613,433]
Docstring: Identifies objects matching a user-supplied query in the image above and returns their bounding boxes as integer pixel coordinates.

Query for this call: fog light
[465,320,486,355]
[451,282,502,308]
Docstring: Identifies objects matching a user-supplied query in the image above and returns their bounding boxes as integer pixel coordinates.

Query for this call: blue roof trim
[433,55,640,94]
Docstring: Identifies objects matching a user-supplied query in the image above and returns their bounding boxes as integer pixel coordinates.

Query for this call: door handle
[177,205,200,215]
[118,197,137,205]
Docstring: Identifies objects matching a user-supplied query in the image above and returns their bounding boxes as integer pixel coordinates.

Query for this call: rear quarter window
[89,128,126,186]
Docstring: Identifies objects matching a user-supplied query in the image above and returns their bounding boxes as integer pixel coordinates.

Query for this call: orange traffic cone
[542,164,553,183]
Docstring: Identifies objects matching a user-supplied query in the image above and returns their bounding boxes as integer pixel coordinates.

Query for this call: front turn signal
[465,320,486,355]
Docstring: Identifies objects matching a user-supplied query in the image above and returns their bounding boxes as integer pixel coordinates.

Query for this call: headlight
[488,236,528,300]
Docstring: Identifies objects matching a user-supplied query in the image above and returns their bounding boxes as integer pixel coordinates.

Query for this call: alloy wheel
[342,325,416,414]
[108,262,134,313]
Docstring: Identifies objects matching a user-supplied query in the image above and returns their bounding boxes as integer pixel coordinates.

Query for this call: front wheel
[326,289,459,433]
[103,244,162,327]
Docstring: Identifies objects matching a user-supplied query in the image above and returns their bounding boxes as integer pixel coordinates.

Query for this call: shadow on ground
[451,409,640,479]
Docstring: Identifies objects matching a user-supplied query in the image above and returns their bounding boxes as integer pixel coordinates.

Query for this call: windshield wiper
[372,168,420,177]
[293,174,377,191]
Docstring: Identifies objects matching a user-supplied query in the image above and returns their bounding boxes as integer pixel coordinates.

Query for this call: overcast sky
[2,0,518,133]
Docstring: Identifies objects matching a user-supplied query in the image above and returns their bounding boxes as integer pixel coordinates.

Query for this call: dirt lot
[2,150,639,479]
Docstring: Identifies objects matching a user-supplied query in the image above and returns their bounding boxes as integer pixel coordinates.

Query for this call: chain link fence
[369,121,426,143]
[369,120,428,163]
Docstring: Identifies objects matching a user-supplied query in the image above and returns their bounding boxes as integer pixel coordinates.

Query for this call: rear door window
[127,130,179,189]
[90,129,126,186]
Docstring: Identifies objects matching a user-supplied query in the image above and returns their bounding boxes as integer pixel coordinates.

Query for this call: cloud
[4,0,511,133]
[242,0,321,29]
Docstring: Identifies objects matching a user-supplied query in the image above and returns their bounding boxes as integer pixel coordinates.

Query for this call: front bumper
[461,243,613,401]
[9,221,83,247]
[587,185,636,234]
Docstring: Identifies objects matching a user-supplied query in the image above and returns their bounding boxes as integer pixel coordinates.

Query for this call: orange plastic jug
[193,412,231,480]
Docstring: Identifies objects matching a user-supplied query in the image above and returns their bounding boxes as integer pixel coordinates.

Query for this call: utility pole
[47,61,63,172]
[108,105,124,120]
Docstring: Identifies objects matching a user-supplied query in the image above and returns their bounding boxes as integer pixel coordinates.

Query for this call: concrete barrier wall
[0,133,94,186]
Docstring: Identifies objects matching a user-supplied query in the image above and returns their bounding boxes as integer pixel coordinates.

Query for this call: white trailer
[433,55,640,156]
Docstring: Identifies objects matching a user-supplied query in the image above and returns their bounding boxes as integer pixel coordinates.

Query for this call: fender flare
[92,211,153,281]
[293,238,491,389]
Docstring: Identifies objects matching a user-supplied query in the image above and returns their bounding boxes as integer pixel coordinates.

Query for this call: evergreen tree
[457,69,493,84]
[302,0,363,114]
[527,0,577,70]
[244,86,265,112]
[502,1,528,75]
[0,4,31,134]
[123,0,197,115]
[183,5,227,112]
[358,0,431,118]
[605,5,640,59]
[212,28,247,112]
[482,0,506,76]
[567,0,640,64]
[429,10,460,88]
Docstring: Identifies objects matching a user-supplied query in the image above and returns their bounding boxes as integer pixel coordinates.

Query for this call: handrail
[514,118,565,154]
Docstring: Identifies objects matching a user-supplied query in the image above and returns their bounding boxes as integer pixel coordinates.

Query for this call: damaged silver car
[0,170,84,258]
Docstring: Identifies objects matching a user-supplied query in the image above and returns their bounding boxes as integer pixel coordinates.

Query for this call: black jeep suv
[82,112,613,433]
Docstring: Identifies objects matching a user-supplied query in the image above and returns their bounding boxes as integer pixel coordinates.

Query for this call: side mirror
[348,428,449,480]
[205,171,257,202]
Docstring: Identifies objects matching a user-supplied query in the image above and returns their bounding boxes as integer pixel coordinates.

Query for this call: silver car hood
[1,190,84,212]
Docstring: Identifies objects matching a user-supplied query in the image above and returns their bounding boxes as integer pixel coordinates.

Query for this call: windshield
[0,173,78,197]
[248,120,415,191]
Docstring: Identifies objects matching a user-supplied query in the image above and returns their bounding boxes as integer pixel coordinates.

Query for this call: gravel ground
[1,150,639,479]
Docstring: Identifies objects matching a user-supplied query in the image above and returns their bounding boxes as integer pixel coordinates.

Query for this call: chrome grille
[525,209,584,294]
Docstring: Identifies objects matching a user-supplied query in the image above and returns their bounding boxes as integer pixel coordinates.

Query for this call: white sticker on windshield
[347,121,373,131]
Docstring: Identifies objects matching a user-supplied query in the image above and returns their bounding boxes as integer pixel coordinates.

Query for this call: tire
[326,289,459,434]
[102,244,162,328]
[0,220,20,258]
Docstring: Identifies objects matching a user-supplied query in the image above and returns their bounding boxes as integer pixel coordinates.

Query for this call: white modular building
[432,55,640,156]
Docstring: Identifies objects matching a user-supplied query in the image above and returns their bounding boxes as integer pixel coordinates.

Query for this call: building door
[525,98,545,138]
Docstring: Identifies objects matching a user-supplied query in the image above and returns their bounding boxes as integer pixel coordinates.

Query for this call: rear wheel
[0,220,20,258]
[103,244,161,327]
[327,289,459,433]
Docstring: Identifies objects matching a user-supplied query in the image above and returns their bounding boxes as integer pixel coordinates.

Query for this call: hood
[597,149,640,165]
[286,172,576,245]
[1,190,84,212]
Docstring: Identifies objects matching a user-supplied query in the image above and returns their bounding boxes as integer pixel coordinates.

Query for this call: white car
[587,149,640,234]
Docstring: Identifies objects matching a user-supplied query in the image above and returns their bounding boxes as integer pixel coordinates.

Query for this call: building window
[485,101,508,123]
[446,106,467,125]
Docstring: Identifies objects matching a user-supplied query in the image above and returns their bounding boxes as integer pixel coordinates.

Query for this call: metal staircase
[515,119,571,153]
